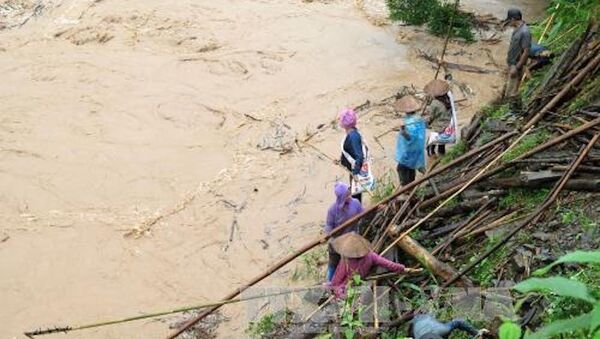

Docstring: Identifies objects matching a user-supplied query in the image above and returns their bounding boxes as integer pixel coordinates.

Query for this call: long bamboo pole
[165,131,517,338]
[24,287,314,338]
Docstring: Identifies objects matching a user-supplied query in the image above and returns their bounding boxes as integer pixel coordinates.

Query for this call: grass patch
[499,188,549,211]
[371,170,397,203]
[290,246,327,281]
[567,75,600,112]
[556,206,598,232]
[440,140,467,164]
[246,310,294,338]
[501,130,550,162]
[482,104,510,120]
[468,236,508,287]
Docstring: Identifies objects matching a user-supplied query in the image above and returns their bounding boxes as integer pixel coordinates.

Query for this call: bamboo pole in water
[165,131,518,339]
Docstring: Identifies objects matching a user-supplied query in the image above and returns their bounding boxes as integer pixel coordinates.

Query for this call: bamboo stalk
[24,287,313,337]
[464,210,524,237]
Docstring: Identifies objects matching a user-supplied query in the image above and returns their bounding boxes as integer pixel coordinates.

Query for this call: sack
[341,139,375,195]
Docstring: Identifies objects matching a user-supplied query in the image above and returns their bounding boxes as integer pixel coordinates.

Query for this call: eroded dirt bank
[0,0,545,337]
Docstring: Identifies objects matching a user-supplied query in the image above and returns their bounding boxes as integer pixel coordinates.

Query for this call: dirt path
[0,0,545,338]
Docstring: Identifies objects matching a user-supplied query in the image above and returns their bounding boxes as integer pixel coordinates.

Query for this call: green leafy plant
[340,274,366,339]
[387,0,438,25]
[427,1,474,42]
[440,139,467,164]
[498,321,522,339]
[371,171,397,203]
[511,250,600,338]
[291,246,327,281]
[499,188,549,211]
[501,130,551,162]
[387,0,474,41]
[246,309,295,338]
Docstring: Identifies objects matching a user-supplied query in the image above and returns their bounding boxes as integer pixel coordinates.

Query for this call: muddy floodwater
[0,0,545,338]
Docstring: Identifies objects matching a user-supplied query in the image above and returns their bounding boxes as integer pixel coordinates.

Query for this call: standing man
[503,8,531,110]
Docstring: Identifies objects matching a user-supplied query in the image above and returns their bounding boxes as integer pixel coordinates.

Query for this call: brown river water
[0,0,545,338]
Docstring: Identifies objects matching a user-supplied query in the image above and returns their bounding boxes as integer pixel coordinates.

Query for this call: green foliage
[372,171,397,203]
[499,188,549,211]
[568,76,600,112]
[531,0,600,52]
[427,2,474,42]
[290,246,327,281]
[468,236,507,286]
[482,104,510,120]
[498,321,522,339]
[440,139,467,164]
[246,309,294,338]
[386,0,437,25]
[534,250,600,276]
[246,313,276,338]
[511,250,600,338]
[340,274,366,339]
[556,206,598,232]
[387,0,474,41]
[501,130,551,162]
[514,277,596,303]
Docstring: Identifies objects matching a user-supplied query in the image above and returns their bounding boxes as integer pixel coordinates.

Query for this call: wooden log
[551,164,600,174]
[434,196,489,217]
[397,235,471,286]
[479,177,600,192]
[417,49,496,74]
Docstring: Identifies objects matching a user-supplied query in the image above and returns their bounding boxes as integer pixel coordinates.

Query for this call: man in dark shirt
[503,8,531,109]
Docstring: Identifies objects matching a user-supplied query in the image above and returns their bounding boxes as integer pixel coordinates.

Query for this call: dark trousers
[327,243,341,281]
[397,164,416,186]
[427,144,446,156]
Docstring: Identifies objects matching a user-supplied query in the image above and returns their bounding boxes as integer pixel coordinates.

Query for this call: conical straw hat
[424,79,450,97]
[331,232,371,258]
[393,95,422,113]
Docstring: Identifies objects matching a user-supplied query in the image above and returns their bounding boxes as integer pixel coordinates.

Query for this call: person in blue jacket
[394,95,426,186]
[339,108,366,202]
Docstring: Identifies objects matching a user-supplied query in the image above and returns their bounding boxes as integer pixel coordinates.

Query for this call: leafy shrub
[503,250,600,339]
[387,0,474,41]
[427,1,474,42]
[386,0,438,25]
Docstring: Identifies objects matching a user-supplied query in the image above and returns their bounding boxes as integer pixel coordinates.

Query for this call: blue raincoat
[395,114,426,170]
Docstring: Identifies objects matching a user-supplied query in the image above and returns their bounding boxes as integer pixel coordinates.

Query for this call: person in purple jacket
[325,182,364,281]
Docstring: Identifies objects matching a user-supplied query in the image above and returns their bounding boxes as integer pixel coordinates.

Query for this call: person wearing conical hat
[326,233,420,298]
[394,95,426,186]
[324,182,364,281]
[423,79,454,157]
